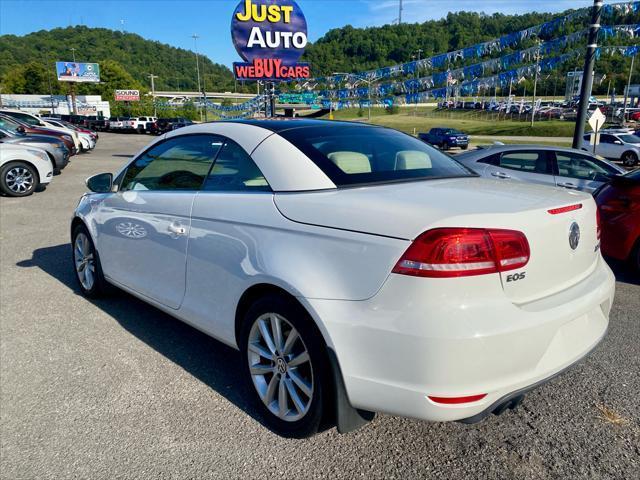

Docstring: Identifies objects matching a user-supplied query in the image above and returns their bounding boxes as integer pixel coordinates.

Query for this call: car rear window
[277,125,472,187]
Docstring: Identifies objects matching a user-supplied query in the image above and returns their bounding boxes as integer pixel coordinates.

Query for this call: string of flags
[315,25,640,101]
[321,45,640,110]
[297,1,640,87]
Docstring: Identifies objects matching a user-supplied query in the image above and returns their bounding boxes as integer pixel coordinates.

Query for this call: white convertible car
[71,120,615,437]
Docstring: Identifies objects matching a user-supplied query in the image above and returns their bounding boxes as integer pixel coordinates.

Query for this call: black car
[155,117,194,134]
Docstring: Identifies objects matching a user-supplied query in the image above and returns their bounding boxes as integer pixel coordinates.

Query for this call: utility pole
[192,34,204,121]
[572,0,602,149]
[70,48,77,62]
[148,74,158,117]
[398,0,403,24]
[622,55,635,124]
[531,44,540,127]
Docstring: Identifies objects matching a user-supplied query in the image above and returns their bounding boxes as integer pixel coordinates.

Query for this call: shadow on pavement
[112,154,134,158]
[16,243,266,429]
[604,257,640,286]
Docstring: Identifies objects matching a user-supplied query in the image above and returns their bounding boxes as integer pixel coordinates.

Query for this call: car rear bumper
[304,256,615,422]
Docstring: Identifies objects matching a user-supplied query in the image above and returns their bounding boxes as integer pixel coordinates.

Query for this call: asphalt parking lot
[1,133,639,479]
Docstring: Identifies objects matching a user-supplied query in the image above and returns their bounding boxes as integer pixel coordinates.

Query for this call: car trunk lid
[274,177,600,303]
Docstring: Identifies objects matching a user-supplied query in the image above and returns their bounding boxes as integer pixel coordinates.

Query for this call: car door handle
[167,223,187,236]
[491,172,511,179]
[558,182,578,189]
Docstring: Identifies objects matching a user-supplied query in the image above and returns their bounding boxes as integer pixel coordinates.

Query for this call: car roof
[221,118,377,133]
[456,144,594,161]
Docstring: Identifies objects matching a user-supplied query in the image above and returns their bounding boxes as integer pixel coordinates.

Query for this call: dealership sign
[56,62,100,83]
[114,90,140,101]
[232,0,310,81]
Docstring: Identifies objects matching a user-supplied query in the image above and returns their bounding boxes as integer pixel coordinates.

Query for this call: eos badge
[506,272,526,282]
[569,222,580,250]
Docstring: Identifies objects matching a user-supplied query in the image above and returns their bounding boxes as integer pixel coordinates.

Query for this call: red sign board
[114,90,140,101]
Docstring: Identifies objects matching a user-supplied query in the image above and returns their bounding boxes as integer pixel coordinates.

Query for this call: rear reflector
[392,228,529,278]
[428,394,487,405]
[548,203,582,215]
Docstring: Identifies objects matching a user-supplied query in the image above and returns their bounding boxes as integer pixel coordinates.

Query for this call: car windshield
[0,117,22,134]
[443,129,463,135]
[619,134,640,143]
[278,125,473,187]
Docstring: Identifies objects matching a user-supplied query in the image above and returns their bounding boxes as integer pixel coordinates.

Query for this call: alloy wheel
[5,166,34,194]
[74,232,96,291]
[247,313,314,422]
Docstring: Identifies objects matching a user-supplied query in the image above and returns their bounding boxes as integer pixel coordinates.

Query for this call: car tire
[137,126,145,134]
[621,151,638,167]
[71,223,108,298]
[0,161,39,197]
[461,145,469,150]
[239,293,332,438]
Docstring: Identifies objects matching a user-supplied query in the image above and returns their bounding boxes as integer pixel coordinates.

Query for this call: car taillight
[392,228,530,278]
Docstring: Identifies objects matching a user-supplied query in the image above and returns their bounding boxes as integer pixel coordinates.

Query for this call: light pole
[192,34,204,121]
[148,74,158,117]
[572,0,602,149]
[70,48,77,62]
[531,42,540,127]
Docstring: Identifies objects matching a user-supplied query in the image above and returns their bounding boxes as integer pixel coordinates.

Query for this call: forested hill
[301,11,566,75]
[0,26,236,94]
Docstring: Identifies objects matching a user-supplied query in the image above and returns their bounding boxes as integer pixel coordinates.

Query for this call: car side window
[120,135,224,192]
[202,140,271,192]
[497,151,550,174]
[556,153,610,180]
[478,153,500,166]
[599,134,615,144]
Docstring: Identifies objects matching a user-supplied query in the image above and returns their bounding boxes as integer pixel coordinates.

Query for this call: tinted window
[497,151,550,174]
[203,140,270,192]
[278,126,471,187]
[556,153,615,180]
[478,153,500,166]
[121,135,223,191]
[600,134,616,144]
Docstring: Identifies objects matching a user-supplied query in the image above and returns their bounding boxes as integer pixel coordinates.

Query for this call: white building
[0,94,110,117]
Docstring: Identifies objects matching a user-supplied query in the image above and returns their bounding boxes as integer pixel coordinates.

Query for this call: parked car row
[0,109,98,197]
[42,113,195,136]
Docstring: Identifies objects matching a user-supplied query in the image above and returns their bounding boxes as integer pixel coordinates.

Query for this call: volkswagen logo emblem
[276,357,287,375]
[569,222,580,250]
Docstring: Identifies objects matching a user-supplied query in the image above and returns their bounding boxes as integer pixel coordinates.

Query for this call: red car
[595,169,640,273]
[0,114,77,155]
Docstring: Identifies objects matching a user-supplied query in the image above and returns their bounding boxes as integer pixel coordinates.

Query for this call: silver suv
[580,130,640,166]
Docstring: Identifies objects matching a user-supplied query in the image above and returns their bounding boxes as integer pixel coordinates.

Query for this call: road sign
[115,90,140,101]
[588,107,606,132]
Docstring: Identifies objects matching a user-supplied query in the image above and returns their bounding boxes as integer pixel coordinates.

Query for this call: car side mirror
[86,173,113,193]
[16,126,25,134]
[614,140,623,145]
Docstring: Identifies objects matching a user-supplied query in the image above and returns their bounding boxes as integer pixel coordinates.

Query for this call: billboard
[56,62,100,83]
[114,90,140,101]
[231,0,310,81]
